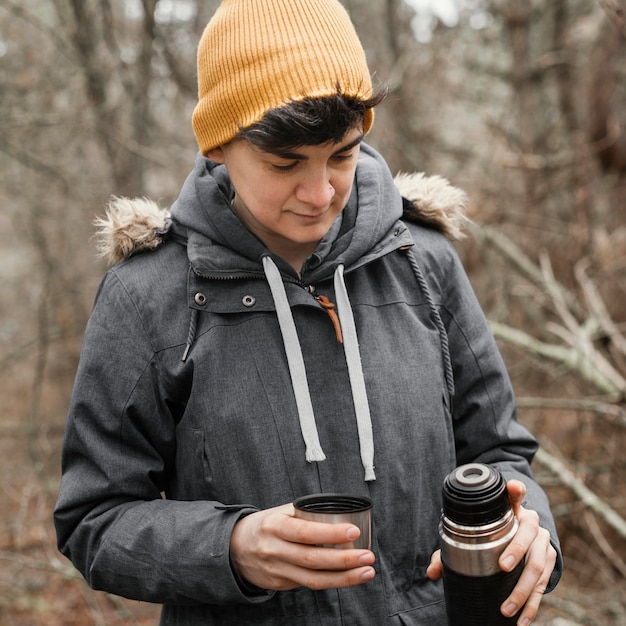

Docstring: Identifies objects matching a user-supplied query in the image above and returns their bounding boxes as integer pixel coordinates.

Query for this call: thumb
[506,479,527,516]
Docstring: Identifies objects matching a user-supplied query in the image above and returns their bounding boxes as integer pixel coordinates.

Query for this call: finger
[285,515,365,548]
[426,549,443,580]
[253,505,364,553]
[287,541,375,572]
[499,507,539,572]
[245,556,376,591]
[506,479,527,516]
[277,559,376,591]
[234,528,375,590]
[515,541,557,626]
[267,515,376,572]
[501,527,554,621]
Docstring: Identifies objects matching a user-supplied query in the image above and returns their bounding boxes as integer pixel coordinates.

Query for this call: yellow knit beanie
[192,0,374,155]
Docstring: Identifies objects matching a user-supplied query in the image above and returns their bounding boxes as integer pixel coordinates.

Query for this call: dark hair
[237,87,387,152]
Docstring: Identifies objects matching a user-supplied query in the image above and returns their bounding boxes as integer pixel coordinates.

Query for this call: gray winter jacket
[54,144,561,624]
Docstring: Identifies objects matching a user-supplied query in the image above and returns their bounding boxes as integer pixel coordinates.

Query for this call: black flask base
[443,561,524,626]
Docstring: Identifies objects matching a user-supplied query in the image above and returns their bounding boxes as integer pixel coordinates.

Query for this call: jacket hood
[94,147,468,267]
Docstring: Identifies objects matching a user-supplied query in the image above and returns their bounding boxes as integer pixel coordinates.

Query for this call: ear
[207,146,226,163]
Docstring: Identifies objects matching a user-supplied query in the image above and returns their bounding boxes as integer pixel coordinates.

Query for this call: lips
[289,208,329,222]
[294,212,324,219]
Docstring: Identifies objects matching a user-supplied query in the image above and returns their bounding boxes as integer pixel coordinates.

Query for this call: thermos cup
[439,463,524,625]
[293,493,372,550]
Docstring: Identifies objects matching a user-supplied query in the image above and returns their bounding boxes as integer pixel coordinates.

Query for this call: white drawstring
[262,256,326,463]
[334,264,376,481]
[262,256,376,481]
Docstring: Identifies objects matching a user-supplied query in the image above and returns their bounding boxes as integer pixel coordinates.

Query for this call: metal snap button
[242,295,256,307]
[194,292,207,306]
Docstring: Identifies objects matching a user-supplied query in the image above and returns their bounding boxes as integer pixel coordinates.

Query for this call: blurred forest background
[0,0,625,624]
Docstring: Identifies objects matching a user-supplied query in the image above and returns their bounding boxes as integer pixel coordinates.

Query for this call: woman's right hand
[229,503,376,591]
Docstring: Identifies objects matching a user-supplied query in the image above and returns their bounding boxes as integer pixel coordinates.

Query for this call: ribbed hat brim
[192,0,373,154]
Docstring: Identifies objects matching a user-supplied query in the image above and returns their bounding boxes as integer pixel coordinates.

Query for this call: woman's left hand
[427,479,557,626]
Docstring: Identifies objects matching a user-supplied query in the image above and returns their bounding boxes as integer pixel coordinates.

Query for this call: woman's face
[207,127,363,271]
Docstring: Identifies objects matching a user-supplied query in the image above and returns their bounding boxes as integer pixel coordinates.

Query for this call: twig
[0,550,81,580]
[544,321,626,393]
[583,510,626,578]
[539,251,581,339]
[516,396,626,426]
[534,447,626,541]
[490,321,624,394]
[575,257,626,356]
[468,223,585,319]
[536,252,622,390]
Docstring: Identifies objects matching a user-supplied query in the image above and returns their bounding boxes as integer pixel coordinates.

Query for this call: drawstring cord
[262,256,326,463]
[403,247,456,403]
[334,264,376,481]
[262,256,375,481]
[182,307,199,362]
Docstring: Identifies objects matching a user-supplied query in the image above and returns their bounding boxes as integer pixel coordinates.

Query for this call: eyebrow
[270,133,365,161]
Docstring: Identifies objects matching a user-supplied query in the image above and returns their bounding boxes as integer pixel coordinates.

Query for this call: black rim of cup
[293,493,373,514]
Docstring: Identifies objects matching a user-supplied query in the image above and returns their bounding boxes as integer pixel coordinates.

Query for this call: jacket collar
[169,143,407,281]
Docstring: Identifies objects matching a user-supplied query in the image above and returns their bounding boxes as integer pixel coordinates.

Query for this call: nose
[295,173,335,208]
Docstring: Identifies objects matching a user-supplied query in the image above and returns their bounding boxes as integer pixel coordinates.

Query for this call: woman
[54,1,561,624]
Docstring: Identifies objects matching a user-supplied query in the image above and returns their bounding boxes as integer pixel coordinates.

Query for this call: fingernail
[503,602,517,617]
[502,555,515,571]
[358,553,373,565]
[361,568,375,581]
[346,527,360,540]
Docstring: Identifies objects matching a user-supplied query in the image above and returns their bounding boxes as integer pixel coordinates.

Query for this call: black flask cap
[442,463,510,525]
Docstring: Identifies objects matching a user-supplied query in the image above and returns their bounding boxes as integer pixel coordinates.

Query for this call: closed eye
[271,161,299,172]
[332,152,355,163]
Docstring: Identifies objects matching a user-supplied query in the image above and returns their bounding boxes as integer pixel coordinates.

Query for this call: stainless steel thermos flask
[439,463,524,625]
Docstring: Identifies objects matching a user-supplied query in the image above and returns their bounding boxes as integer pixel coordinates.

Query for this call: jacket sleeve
[414,228,563,592]
[53,269,274,606]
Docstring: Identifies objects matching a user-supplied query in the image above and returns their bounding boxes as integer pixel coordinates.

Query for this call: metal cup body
[293,493,372,550]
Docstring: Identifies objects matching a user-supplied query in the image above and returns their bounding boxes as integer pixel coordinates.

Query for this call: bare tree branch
[468,222,585,320]
[575,257,626,356]
[490,321,625,395]
[534,447,626,542]
[516,396,626,427]
[583,510,626,578]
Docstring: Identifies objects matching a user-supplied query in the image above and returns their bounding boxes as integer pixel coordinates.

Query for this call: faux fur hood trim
[95,172,469,266]
[393,172,469,241]
[94,197,172,266]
